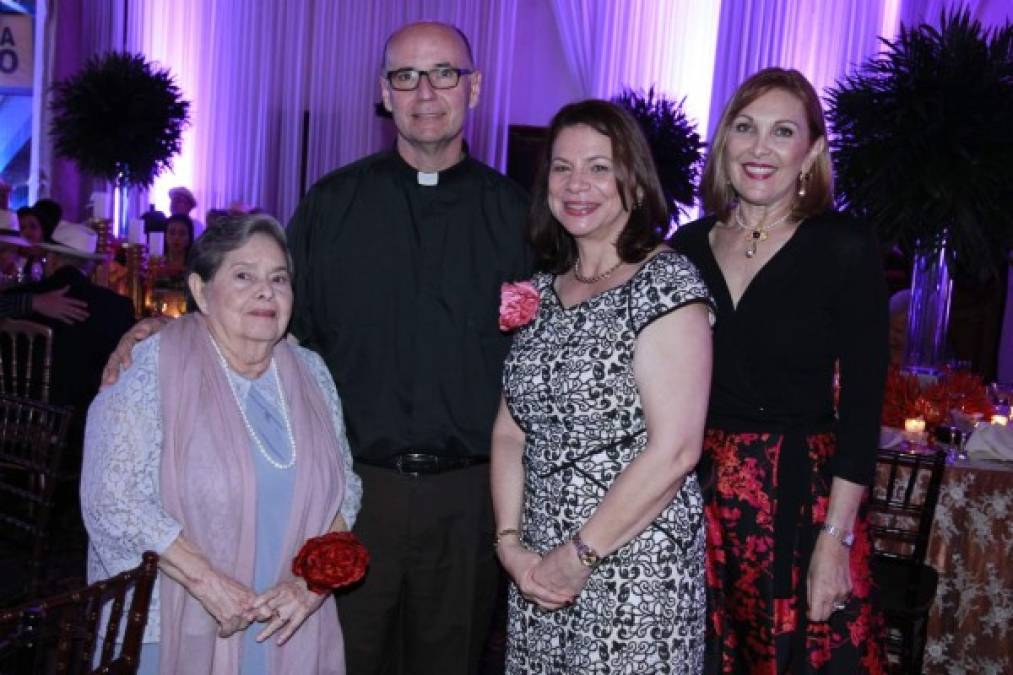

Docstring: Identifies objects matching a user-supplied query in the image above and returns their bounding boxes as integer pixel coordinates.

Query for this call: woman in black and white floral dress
[491,100,714,674]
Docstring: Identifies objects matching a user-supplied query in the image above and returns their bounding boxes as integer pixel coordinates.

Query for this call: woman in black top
[671,68,888,673]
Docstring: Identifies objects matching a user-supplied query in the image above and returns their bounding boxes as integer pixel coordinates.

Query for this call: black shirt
[670,211,888,485]
[23,265,136,414]
[287,150,531,461]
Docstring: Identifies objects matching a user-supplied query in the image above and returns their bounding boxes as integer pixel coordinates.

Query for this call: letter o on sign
[0,49,17,74]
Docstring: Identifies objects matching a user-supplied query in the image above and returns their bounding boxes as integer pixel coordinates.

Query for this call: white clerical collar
[417,171,439,186]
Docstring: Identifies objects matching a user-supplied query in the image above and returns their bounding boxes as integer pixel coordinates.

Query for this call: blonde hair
[700,68,833,222]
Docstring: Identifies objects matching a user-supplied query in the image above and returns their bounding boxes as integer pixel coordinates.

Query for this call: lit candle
[990,414,1008,426]
[903,417,927,445]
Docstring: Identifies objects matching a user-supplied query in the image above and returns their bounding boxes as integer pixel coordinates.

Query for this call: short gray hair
[185,214,292,310]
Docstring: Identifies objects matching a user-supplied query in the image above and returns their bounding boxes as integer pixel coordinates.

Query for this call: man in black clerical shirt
[287,21,530,675]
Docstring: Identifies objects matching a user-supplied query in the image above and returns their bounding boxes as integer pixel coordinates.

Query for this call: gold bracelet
[494,528,521,547]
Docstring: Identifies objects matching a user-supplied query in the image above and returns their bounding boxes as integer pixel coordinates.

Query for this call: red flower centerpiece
[292,531,369,594]
[499,280,539,332]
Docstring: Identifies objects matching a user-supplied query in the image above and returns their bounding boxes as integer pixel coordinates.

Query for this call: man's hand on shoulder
[100,316,173,389]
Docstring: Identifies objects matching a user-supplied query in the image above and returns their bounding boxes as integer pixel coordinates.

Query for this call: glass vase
[904,244,953,371]
[112,166,131,240]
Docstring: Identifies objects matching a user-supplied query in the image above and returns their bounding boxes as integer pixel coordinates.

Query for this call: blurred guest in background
[31,198,62,242]
[158,214,195,284]
[27,222,133,419]
[671,67,888,673]
[169,186,205,236]
[17,206,43,244]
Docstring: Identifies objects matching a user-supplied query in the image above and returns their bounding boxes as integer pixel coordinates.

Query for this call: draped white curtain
[549,0,723,139]
[77,0,519,223]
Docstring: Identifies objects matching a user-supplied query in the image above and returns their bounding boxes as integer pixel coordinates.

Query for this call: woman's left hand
[530,541,593,601]
[249,578,327,645]
[806,531,853,622]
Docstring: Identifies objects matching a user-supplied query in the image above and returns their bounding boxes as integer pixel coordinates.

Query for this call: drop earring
[797,170,810,197]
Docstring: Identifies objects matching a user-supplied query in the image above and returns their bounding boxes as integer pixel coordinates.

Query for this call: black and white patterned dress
[503,250,713,674]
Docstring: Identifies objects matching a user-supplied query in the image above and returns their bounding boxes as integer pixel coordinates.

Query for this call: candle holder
[88,217,112,287]
[122,242,148,319]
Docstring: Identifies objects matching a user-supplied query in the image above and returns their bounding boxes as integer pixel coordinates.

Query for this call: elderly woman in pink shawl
[81,214,361,674]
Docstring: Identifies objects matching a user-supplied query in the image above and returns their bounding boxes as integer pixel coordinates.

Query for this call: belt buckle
[395,452,438,477]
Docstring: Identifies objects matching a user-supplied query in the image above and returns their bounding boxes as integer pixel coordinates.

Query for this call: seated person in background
[0,228,29,280]
[0,227,89,323]
[25,222,133,421]
[18,205,49,281]
[153,214,194,288]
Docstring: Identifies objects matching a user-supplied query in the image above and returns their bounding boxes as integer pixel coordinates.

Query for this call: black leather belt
[358,452,488,477]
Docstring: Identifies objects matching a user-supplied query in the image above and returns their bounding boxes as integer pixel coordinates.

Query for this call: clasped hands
[498,540,593,611]
[193,570,325,645]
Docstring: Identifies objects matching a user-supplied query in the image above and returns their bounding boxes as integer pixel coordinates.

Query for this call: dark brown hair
[529,99,667,273]
[700,67,833,222]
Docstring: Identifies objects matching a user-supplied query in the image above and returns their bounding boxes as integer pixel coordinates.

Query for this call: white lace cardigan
[80,334,362,643]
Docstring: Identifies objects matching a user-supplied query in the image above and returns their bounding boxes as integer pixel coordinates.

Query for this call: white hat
[0,227,30,248]
[38,221,105,260]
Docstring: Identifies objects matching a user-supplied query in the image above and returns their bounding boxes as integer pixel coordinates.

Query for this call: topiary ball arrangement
[613,87,703,221]
[827,9,1013,283]
[50,51,191,188]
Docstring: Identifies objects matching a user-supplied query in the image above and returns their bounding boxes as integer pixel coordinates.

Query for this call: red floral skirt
[701,429,886,674]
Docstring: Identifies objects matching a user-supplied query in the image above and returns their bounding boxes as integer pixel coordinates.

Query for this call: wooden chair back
[0,319,54,403]
[0,394,74,598]
[867,447,948,563]
[0,552,158,674]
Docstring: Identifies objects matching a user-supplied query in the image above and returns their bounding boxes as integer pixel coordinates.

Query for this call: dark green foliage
[827,8,1013,283]
[613,87,703,220]
[50,52,190,188]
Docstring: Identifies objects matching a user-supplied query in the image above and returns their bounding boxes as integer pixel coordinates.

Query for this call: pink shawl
[158,313,345,674]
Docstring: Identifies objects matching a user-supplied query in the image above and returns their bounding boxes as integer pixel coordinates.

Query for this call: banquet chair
[0,551,158,674]
[0,394,74,603]
[867,447,947,674]
[0,319,54,403]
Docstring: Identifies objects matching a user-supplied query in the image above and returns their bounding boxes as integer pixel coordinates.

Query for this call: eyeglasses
[385,67,474,91]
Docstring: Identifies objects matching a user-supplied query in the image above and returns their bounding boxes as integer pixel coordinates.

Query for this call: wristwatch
[821,523,855,549]
[571,532,601,568]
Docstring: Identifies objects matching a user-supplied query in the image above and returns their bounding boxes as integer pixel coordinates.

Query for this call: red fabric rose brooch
[498,281,539,331]
[292,531,369,594]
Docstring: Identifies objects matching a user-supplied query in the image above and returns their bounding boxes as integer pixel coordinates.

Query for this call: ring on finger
[833,601,848,611]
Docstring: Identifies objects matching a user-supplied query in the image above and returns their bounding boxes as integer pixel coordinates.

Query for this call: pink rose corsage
[499,281,539,332]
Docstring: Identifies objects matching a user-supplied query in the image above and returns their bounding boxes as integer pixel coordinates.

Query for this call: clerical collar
[392,143,470,187]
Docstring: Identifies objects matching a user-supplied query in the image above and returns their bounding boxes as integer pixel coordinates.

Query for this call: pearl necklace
[209,335,297,470]
[573,255,623,284]
[733,208,792,258]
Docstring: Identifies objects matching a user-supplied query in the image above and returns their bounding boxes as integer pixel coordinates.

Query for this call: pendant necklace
[734,208,792,259]
[573,256,623,284]
[209,335,297,470]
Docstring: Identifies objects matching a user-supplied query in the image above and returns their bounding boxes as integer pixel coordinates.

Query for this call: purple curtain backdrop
[40,0,1009,224]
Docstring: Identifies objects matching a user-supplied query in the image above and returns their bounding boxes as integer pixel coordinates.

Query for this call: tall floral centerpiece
[827,9,1013,370]
[613,87,703,223]
[50,52,190,238]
